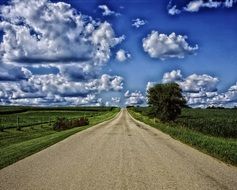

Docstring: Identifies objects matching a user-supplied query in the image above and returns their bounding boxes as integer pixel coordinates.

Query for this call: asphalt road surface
[0,109,237,190]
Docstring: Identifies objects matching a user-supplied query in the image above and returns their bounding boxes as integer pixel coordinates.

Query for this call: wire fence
[0,116,55,131]
[0,111,105,131]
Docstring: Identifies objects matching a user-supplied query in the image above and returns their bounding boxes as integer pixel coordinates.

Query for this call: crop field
[131,107,237,138]
[0,106,119,169]
[177,108,237,138]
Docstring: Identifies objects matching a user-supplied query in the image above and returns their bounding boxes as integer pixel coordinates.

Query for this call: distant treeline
[0,106,117,115]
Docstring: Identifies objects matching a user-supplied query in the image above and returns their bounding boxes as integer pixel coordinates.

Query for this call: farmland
[128,107,237,165]
[0,106,114,131]
[0,106,120,169]
[177,108,237,138]
[131,107,237,138]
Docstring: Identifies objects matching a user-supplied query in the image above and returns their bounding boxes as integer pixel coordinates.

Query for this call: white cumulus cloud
[168,0,237,15]
[142,31,198,60]
[162,70,183,83]
[124,90,146,106]
[184,0,221,12]
[98,5,119,16]
[0,0,124,66]
[132,18,147,28]
[147,70,237,108]
[160,70,237,107]
[0,0,125,106]
[0,73,123,106]
[116,49,131,62]
[168,5,181,15]
[162,70,219,93]
[105,97,121,107]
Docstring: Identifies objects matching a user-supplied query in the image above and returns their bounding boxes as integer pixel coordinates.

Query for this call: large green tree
[147,83,186,121]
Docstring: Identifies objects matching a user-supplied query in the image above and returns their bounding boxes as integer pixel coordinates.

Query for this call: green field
[0,107,114,130]
[177,108,237,138]
[0,107,120,169]
[128,107,237,166]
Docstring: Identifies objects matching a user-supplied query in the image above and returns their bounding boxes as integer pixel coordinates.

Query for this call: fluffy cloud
[146,70,237,108]
[162,70,183,83]
[116,49,131,62]
[162,70,219,92]
[1,94,103,107]
[225,0,237,7]
[105,97,121,107]
[168,0,237,15]
[91,22,125,65]
[0,64,32,81]
[206,82,237,107]
[59,64,97,81]
[181,74,219,92]
[98,5,119,16]
[99,74,123,91]
[0,0,125,106]
[168,5,181,15]
[147,70,219,107]
[185,0,207,12]
[184,0,221,12]
[167,0,181,15]
[185,85,237,108]
[0,0,124,66]
[142,31,198,60]
[1,1,87,64]
[132,18,147,28]
[159,70,237,107]
[124,90,146,106]
[0,73,123,106]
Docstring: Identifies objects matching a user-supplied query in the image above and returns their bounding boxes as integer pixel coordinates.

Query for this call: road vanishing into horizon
[0,109,237,190]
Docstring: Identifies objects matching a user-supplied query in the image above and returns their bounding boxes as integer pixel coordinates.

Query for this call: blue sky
[0,0,237,107]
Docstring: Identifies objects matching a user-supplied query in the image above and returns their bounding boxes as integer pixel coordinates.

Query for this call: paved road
[0,109,237,190]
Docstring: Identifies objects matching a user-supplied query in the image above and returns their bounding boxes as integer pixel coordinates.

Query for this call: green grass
[131,107,237,138]
[177,108,237,138]
[0,110,108,130]
[0,105,116,114]
[128,109,237,166]
[0,108,120,169]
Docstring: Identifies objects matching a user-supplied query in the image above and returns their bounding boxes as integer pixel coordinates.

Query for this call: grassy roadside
[128,109,237,166]
[0,109,119,169]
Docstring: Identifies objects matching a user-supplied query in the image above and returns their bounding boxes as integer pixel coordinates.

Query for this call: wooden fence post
[0,118,3,132]
[17,115,21,130]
